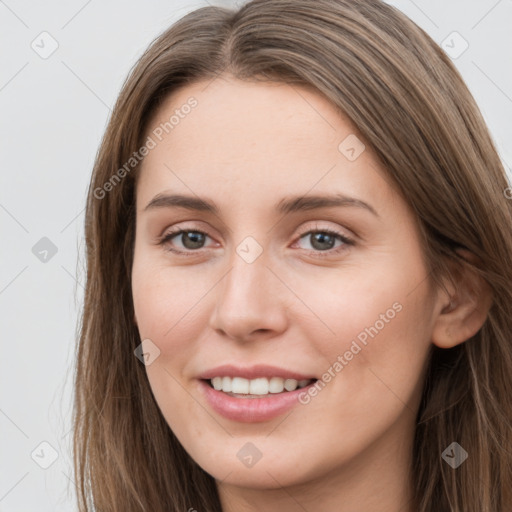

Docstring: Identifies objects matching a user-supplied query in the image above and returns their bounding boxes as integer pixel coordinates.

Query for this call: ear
[431,249,493,349]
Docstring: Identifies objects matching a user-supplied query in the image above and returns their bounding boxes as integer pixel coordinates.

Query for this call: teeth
[209,376,314,395]
[232,377,249,394]
[222,376,232,392]
[249,378,268,395]
[284,379,298,391]
[269,377,284,393]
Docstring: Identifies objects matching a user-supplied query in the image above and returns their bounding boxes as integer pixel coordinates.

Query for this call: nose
[208,248,289,342]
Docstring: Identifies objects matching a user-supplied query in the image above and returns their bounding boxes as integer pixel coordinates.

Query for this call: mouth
[197,364,319,421]
[198,376,319,423]
[203,376,317,398]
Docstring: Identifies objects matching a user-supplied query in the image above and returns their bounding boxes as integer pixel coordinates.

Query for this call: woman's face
[131,76,442,490]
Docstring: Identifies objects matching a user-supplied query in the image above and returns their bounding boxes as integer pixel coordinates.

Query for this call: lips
[196,364,319,422]
[197,378,317,422]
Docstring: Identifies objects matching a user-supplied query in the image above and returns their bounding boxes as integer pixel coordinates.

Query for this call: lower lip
[198,379,316,423]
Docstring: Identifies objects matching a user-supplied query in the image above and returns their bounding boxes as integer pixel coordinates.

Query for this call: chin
[192,446,322,490]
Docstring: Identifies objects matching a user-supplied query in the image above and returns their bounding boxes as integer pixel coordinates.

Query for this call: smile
[208,376,314,396]
[198,378,319,423]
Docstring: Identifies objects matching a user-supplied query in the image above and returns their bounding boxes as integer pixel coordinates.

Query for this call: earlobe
[431,250,493,349]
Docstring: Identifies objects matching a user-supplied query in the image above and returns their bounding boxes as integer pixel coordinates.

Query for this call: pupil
[311,233,334,250]
[183,232,204,249]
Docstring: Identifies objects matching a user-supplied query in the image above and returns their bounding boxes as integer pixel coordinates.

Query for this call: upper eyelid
[160,220,353,236]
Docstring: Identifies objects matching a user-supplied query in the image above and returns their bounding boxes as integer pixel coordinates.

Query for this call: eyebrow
[143,192,379,217]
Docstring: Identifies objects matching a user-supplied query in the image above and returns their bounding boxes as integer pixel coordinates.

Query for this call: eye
[157,224,355,257]
[294,226,354,257]
[158,229,214,255]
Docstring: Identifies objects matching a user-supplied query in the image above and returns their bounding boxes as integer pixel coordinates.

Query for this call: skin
[131,75,492,512]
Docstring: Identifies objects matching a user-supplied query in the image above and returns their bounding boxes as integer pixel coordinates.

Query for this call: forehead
[145,76,350,152]
[137,76,397,216]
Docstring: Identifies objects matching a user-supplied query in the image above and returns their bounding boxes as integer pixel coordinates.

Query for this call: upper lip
[198,364,317,381]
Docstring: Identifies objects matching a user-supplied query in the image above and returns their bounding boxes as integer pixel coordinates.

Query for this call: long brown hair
[73,0,512,510]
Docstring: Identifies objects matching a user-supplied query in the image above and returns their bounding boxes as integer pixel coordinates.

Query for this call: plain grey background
[1,0,511,510]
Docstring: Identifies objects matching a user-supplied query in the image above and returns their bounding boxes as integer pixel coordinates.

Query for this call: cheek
[132,256,199,340]
[296,246,434,406]
[285,270,433,470]
[131,263,207,434]
[131,258,214,392]
[292,259,430,356]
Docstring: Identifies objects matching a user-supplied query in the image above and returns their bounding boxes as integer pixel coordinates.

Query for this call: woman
[73,0,512,510]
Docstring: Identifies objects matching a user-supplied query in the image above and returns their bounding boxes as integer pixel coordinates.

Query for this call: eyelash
[157,224,355,259]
